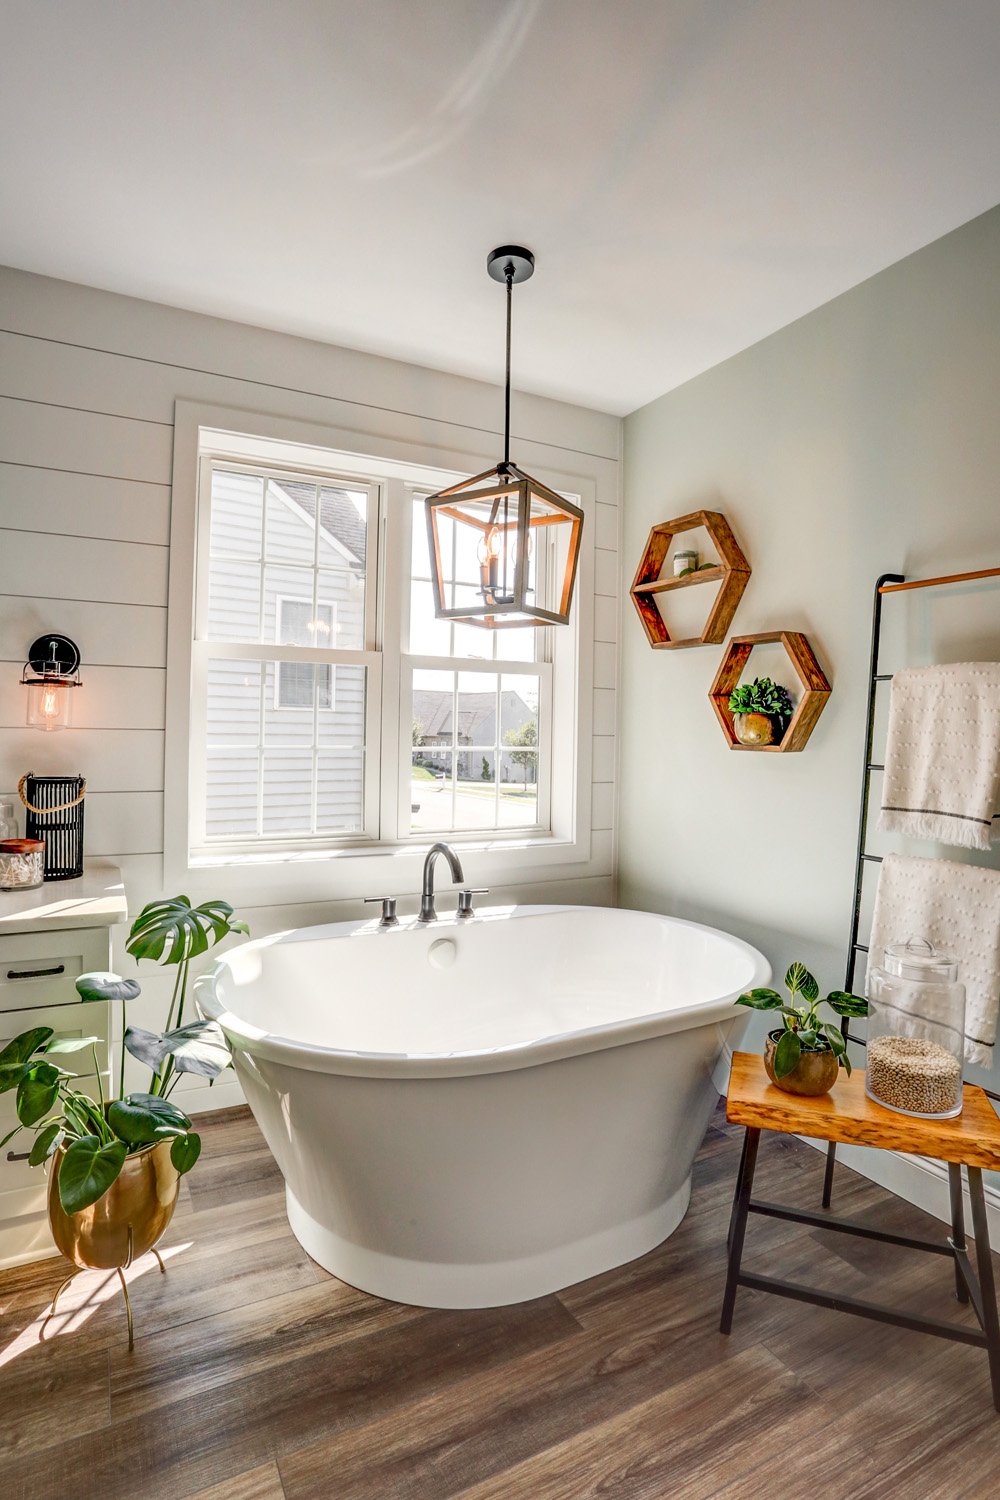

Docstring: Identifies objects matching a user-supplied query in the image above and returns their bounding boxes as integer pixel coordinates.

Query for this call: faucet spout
[419,842,465,923]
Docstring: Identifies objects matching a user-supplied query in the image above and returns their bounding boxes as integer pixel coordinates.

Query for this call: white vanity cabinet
[0,860,126,1268]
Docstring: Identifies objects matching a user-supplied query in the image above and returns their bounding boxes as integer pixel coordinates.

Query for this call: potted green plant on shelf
[727,676,795,747]
[736,962,869,1097]
[0,895,247,1345]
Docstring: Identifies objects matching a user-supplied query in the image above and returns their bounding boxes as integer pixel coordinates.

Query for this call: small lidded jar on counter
[866,940,965,1119]
[0,838,45,891]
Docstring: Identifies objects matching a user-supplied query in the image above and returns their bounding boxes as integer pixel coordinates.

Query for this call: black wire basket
[19,773,86,880]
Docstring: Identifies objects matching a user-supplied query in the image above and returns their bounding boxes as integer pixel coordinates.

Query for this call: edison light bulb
[26,678,72,731]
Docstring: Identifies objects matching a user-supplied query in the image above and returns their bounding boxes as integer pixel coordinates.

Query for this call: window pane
[206,560,261,641]
[208,469,369,650]
[205,748,259,837]
[317,750,365,834]
[452,620,494,661]
[210,471,263,559]
[500,674,539,740]
[318,664,366,747]
[499,749,538,826]
[203,657,368,840]
[206,659,261,746]
[317,567,363,651]
[409,580,451,656]
[265,478,317,565]
[410,750,453,831]
[261,750,313,835]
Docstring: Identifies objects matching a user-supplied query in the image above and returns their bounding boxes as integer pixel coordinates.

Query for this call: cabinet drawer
[0,927,111,1011]
[0,997,111,1197]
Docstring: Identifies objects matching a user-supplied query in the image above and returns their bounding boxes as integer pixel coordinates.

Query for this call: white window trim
[165,401,598,905]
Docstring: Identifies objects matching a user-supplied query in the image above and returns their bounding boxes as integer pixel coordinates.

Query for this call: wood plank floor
[1,1103,997,1499]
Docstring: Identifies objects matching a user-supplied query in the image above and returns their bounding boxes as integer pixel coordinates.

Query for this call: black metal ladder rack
[825,564,1000,1209]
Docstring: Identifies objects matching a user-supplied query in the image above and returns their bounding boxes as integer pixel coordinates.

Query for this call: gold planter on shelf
[44,1140,180,1348]
[733,711,777,747]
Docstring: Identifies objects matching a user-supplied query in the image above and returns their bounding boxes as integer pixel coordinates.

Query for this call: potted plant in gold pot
[0,895,247,1345]
[736,962,869,1096]
[727,676,794,747]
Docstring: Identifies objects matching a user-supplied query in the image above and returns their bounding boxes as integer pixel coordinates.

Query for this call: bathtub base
[286,1175,692,1309]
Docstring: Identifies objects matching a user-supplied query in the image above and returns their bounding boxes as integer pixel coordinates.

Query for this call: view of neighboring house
[413,687,536,782]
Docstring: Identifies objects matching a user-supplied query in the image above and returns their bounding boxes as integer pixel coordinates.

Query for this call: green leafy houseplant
[727,676,794,721]
[737,961,869,1079]
[0,896,248,1216]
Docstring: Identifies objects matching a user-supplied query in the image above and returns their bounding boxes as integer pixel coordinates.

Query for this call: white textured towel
[878,663,1000,851]
[867,853,1000,1068]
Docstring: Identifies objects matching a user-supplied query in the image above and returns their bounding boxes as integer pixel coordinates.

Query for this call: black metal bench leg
[720,1126,760,1335]
[821,1140,837,1209]
[967,1166,1000,1414]
[948,1162,970,1305]
[727,1128,751,1252]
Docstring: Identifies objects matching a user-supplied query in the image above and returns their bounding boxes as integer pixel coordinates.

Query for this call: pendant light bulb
[477,525,502,566]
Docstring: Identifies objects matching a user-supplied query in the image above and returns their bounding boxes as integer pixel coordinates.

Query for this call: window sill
[170,830,595,908]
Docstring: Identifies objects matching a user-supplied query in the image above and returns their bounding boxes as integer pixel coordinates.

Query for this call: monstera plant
[0,895,248,1216]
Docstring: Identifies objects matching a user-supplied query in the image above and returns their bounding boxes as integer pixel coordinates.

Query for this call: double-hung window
[178,420,582,875]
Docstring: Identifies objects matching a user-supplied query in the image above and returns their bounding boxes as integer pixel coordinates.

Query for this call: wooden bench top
[726,1051,1000,1170]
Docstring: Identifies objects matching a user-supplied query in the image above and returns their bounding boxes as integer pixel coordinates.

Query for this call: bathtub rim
[195,904,770,1081]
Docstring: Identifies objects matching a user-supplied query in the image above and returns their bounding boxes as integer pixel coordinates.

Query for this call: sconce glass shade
[24,677,76,731]
[21,634,81,731]
[425,463,584,628]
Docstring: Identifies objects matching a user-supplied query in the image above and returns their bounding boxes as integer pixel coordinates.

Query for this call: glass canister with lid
[0,838,46,891]
[866,940,965,1119]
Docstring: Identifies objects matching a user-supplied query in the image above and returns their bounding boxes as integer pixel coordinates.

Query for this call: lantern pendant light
[424,246,584,628]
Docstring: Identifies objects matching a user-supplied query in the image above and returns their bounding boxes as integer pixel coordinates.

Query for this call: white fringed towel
[867,853,1000,1068]
[878,663,1000,851]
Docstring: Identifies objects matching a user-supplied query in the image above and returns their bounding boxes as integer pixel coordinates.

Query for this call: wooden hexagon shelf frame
[709,631,831,753]
[630,509,750,649]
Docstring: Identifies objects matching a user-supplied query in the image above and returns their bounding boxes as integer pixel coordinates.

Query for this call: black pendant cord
[503,269,513,470]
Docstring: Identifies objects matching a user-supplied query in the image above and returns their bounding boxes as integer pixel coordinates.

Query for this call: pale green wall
[620,203,1000,1100]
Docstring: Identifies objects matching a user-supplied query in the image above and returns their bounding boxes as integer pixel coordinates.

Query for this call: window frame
[165,401,598,905]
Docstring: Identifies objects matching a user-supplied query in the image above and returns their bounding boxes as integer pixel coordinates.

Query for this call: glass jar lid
[0,838,44,853]
[882,938,959,984]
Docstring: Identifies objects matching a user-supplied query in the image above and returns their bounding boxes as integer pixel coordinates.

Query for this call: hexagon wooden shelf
[709,631,831,752]
[630,509,750,649]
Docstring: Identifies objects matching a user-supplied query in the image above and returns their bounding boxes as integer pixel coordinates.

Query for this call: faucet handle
[364,896,399,927]
[456,888,489,919]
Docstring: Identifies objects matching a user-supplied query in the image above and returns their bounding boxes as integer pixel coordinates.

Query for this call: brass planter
[733,712,777,747]
[764,1032,840,1097]
[47,1138,180,1270]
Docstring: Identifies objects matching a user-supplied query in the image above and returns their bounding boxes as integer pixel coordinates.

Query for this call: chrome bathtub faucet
[418,842,465,922]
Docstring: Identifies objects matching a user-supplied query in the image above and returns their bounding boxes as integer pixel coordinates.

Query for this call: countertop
[0,860,126,932]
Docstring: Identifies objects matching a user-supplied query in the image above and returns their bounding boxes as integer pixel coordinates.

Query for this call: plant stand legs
[117,1266,135,1351]
[39,1244,167,1352]
[39,1270,78,1338]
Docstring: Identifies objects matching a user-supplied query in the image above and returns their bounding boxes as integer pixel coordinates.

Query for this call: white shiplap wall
[0,266,622,1111]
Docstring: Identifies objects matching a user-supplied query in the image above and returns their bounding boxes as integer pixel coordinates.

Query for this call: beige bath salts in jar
[0,838,45,890]
[866,940,965,1119]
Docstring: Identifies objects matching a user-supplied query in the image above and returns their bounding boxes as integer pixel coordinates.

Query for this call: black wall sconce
[21,634,82,731]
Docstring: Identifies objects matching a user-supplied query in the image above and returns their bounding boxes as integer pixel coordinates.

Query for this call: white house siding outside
[204,469,368,840]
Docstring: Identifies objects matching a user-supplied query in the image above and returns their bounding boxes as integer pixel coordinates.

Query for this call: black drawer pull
[6,1151,30,1162]
[5,964,66,981]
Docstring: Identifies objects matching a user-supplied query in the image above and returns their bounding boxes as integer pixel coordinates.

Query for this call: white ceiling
[3,0,1000,416]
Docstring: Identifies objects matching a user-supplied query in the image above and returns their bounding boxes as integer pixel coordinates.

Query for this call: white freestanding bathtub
[196,905,769,1308]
